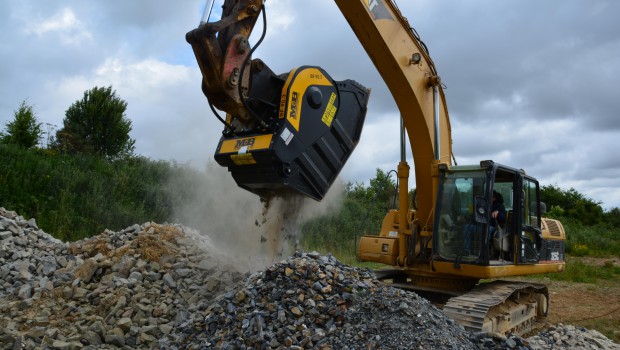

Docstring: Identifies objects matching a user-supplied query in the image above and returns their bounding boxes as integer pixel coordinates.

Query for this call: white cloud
[93,58,194,96]
[26,7,92,45]
[260,0,295,32]
[342,114,401,182]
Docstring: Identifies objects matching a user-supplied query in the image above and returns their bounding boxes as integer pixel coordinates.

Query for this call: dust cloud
[167,162,344,271]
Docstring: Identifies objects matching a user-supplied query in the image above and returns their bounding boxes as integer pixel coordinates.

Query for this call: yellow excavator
[186,0,566,336]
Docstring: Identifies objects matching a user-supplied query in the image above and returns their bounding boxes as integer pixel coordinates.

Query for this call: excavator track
[442,280,548,336]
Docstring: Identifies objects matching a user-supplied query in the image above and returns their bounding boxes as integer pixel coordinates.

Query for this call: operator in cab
[490,190,506,238]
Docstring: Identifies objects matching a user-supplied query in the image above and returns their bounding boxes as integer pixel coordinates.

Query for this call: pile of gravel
[1,207,618,350]
[527,324,619,350]
[172,251,478,349]
[0,207,246,349]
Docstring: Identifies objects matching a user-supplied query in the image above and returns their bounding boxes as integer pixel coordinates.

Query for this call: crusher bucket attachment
[186,1,369,200]
[213,66,369,200]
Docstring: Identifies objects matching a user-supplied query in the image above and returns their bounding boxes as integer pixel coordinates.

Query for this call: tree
[55,86,135,158]
[603,207,620,228]
[343,169,398,235]
[346,169,397,209]
[541,184,603,225]
[1,100,42,149]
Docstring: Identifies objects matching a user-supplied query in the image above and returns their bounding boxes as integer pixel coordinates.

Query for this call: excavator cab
[433,160,566,275]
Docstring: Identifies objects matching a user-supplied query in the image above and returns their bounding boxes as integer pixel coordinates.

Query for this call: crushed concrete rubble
[527,324,619,350]
[0,207,618,350]
[171,252,477,349]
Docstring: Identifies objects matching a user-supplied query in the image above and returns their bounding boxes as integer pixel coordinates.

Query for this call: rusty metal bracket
[186,0,265,125]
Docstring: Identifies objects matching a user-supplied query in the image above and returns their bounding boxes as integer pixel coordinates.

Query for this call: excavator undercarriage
[374,268,549,336]
[443,281,548,336]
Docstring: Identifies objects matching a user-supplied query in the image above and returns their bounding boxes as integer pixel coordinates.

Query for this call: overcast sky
[1,1,619,209]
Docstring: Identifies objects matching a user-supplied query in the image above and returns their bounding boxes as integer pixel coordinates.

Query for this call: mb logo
[235,138,256,150]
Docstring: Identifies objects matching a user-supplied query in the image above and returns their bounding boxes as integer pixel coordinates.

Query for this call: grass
[537,257,620,344]
[541,258,620,283]
[562,217,620,257]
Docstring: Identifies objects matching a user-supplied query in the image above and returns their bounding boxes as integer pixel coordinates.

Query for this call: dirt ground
[545,257,620,343]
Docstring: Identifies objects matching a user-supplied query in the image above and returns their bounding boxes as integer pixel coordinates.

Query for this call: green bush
[559,216,620,257]
[1,100,42,149]
[0,144,196,240]
[571,244,589,257]
[541,184,603,226]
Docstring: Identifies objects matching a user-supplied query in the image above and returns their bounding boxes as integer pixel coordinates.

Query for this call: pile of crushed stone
[527,324,619,350]
[0,207,246,349]
[171,252,477,349]
[1,207,618,350]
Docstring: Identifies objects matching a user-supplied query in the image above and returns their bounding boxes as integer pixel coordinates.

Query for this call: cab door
[517,176,542,264]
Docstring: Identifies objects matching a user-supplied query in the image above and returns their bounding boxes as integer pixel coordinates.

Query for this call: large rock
[73,258,97,283]
[17,284,32,300]
[0,231,11,240]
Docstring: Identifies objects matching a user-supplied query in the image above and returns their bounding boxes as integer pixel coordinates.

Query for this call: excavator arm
[185,0,261,125]
[334,0,453,227]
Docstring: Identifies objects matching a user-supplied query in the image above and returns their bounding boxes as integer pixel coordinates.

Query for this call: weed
[571,243,589,257]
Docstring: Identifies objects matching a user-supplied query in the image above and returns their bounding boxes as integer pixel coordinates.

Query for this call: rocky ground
[0,207,618,350]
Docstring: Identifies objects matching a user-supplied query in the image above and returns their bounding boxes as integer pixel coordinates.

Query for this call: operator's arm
[491,204,506,224]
